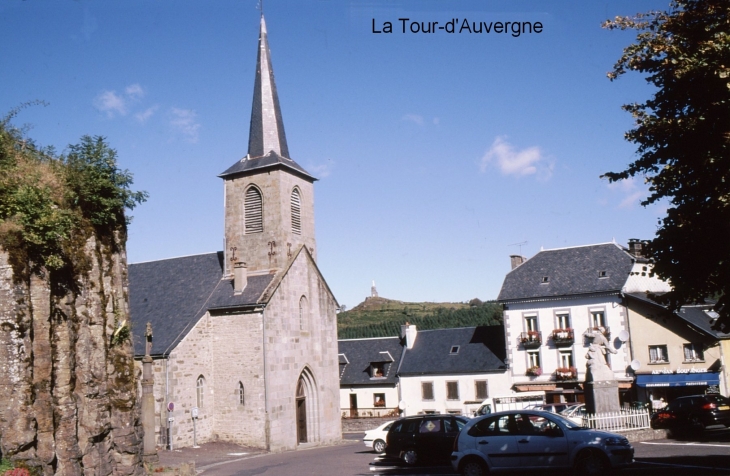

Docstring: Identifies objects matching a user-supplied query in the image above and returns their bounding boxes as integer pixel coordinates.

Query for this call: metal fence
[582,408,651,431]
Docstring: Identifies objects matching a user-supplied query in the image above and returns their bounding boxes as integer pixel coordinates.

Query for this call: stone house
[128,15,341,452]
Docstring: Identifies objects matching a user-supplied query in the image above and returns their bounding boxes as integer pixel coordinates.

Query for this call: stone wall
[0,237,143,476]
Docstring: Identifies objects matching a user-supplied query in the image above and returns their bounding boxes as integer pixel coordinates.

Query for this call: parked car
[560,403,586,425]
[363,420,394,453]
[524,402,577,414]
[451,410,633,476]
[385,414,469,465]
[650,394,730,431]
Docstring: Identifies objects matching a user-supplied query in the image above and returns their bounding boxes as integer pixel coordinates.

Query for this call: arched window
[291,188,301,235]
[196,375,206,408]
[299,295,308,330]
[238,382,245,406]
[244,186,263,234]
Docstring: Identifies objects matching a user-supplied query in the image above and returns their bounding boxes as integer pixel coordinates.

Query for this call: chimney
[627,239,643,258]
[400,322,418,350]
[234,261,247,294]
[510,255,525,270]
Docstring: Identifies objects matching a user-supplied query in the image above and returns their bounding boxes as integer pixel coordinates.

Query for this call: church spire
[248,14,289,159]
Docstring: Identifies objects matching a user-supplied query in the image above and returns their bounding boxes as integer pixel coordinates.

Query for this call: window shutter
[291,188,301,235]
[245,187,263,234]
[475,380,488,400]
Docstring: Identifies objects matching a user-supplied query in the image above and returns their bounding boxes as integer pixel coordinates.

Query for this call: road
[198,431,730,476]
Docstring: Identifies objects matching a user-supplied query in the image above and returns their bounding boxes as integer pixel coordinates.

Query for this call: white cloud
[606,176,647,208]
[480,136,551,179]
[432,117,440,125]
[135,105,159,124]
[125,83,145,100]
[93,90,127,117]
[402,114,424,126]
[170,108,201,143]
[307,161,334,178]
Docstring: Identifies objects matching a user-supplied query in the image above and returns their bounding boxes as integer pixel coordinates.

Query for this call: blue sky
[2,0,670,309]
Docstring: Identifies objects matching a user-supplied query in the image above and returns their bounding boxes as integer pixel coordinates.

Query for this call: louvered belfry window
[291,188,301,235]
[244,186,263,234]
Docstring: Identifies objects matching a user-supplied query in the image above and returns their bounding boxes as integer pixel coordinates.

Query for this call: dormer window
[371,363,385,378]
[598,270,607,278]
[541,276,549,284]
[450,345,460,355]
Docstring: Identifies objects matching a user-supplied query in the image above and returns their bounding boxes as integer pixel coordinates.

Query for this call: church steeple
[248,14,289,159]
[220,14,317,276]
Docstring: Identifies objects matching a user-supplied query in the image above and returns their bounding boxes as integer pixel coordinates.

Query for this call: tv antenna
[508,241,528,256]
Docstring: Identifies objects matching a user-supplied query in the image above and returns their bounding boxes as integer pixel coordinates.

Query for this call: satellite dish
[398,400,406,410]
[618,330,630,342]
[630,360,641,371]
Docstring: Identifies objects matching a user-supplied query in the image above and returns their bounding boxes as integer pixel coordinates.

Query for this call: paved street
[164,430,730,476]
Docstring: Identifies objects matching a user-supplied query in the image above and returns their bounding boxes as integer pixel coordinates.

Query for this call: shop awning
[635,372,720,388]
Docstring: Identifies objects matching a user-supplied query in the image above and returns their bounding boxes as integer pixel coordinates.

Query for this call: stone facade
[223,169,316,275]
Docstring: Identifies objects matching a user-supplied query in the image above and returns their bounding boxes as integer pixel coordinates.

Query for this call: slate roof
[397,326,507,376]
[338,337,404,386]
[498,243,634,302]
[129,252,274,358]
[625,292,730,339]
[218,150,315,181]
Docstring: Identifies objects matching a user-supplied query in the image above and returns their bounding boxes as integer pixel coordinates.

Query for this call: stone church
[128,15,342,452]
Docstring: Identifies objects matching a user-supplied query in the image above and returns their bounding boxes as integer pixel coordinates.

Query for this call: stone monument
[142,322,158,462]
[583,328,621,414]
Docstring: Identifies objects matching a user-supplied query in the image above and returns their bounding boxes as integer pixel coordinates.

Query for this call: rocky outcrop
[0,234,143,476]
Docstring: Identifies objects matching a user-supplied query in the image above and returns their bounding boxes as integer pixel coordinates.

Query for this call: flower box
[526,366,543,377]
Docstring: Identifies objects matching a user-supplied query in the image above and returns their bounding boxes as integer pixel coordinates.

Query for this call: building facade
[129,15,341,452]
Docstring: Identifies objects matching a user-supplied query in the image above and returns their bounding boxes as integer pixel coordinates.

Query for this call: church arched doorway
[296,368,319,445]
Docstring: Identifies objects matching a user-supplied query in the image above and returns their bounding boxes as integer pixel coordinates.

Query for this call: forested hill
[337,297,503,339]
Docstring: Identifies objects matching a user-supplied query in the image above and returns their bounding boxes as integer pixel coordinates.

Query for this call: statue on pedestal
[585,329,617,382]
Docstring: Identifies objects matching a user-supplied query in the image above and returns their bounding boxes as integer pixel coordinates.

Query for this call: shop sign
[651,367,707,375]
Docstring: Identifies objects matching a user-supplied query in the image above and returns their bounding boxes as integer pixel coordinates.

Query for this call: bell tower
[220,15,317,276]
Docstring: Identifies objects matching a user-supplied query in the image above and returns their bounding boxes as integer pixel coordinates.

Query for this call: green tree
[602,0,730,329]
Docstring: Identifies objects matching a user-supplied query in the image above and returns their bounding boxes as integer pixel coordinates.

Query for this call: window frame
[196,375,206,408]
[421,381,435,401]
[524,314,538,332]
[290,187,302,235]
[237,381,245,406]
[556,312,571,330]
[527,350,541,368]
[475,380,488,400]
[683,343,705,362]
[649,345,669,364]
[446,381,460,401]
[243,186,263,234]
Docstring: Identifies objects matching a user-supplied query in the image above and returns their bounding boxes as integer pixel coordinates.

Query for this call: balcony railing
[341,407,399,419]
[551,328,574,346]
[554,367,578,381]
[519,331,542,348]
[585,326,610,338]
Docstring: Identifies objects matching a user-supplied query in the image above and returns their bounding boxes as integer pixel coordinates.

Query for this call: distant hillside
[337,297,502,339]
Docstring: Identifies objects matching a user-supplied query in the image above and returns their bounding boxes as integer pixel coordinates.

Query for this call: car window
[383,423,393,431]
[468,416,498,437]
[514,414,536,434]
[444,418,458,433]
[707,395,730,405]
[420,418,442,434]
[455,418,467,430]
[525,414,564,436]
[391,421,403,433]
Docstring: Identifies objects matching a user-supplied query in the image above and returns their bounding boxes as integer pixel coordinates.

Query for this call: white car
[363,420,394,453]
[560,403,586,425]
[451,410,633,476]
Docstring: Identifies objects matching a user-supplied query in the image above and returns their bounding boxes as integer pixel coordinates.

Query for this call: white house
[497,240,671,404]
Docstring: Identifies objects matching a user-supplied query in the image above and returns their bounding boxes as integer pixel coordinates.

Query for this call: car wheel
[574,449,609,476]
[689,415,705,431]
[373,439,386,453]
[402,448,418,466]
[461,458,488,476]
